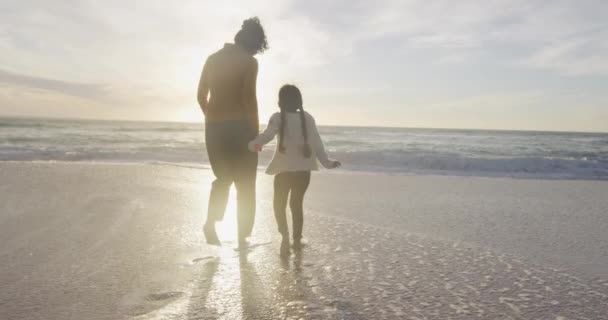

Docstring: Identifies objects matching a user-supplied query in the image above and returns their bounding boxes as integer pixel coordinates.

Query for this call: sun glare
[215,186,239,242]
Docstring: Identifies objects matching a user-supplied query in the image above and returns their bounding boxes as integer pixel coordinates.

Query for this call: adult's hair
[234,17,269,55]
[278,85,311,158]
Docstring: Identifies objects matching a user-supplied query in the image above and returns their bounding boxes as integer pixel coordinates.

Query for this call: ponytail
[299,106,312,158]
[277,84,310,158]
[278,110,286,153]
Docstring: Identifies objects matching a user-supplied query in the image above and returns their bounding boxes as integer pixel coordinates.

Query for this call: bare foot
[280,237,291,257]
[203,223,221,246]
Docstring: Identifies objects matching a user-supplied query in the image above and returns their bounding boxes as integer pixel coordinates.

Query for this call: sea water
[1,117,607,179]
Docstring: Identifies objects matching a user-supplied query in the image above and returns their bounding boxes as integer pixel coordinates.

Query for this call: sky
[0,0,607,132]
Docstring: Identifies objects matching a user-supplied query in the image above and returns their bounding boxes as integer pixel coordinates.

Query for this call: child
[249,84,340,257]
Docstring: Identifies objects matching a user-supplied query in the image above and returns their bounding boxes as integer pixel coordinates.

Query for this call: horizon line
[1,114,606,135]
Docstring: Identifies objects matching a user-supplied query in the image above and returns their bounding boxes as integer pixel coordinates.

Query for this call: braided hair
[278,85,312,158]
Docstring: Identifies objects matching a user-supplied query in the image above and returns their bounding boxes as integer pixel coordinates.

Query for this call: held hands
[247,142,262,153]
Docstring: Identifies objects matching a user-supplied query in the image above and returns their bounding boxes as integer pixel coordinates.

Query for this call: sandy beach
[1,162,607,319]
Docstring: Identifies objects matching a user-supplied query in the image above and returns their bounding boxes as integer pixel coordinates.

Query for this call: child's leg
[289,171,311,242]
[273,173,291,238]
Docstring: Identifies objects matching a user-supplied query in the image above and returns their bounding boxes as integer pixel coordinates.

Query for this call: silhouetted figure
[197,17,268,247]
[249,85,341,257]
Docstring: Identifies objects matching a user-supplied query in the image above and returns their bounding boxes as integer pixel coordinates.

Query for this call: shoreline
[3,116,608,134]
[3,159,608,182]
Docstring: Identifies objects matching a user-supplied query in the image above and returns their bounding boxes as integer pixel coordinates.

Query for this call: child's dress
[248,111,336,173]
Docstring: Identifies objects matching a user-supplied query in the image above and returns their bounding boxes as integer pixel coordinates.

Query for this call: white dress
[248,111,335,175]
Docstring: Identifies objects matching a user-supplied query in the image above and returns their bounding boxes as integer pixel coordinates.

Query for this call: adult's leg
[204,122,234,244]
[235,150,257,241]
[289,171,311,243]
[233,122,258,241]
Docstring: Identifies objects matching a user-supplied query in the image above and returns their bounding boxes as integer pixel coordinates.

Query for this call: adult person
[197,17,268,247]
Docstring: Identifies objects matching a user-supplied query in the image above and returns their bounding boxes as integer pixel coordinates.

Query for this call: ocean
[1,117,607,179]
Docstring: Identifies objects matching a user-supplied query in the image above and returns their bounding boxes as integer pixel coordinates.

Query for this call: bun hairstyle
[278,85,312,158]
[234,17,269,55]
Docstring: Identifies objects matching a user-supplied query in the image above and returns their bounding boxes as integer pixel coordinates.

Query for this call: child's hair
[278,85,312,158]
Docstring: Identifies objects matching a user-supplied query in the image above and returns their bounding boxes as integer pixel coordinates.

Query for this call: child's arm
[309,116,340,169]
[248,113,280,152]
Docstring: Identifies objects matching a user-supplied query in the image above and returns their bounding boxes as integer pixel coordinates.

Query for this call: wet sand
[0,162,607,319]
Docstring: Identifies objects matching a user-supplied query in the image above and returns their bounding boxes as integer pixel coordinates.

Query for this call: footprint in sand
[192,256,215,263]
[232,241,272,252]
[145,291,184,302]
[126,291,186,317]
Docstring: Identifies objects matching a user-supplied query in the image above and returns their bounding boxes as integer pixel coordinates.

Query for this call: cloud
[522,33,608,76]
[0,68,189,117]
[0,0,607,130]
[0,68,109,101]
[288,0,608,74]
[4,0,605,84]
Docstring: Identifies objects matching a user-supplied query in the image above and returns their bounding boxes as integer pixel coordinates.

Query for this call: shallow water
[2,117,608,179]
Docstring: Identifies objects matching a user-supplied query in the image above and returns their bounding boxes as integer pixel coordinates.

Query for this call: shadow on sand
[185,245,361,319]
[186,257,220,319]
[274,250,362,319]
[238,252,273,319]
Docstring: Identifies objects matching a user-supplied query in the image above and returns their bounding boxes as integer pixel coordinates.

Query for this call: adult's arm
[242,59,259,133]
[248,113,280,151]
[197,59,210,116]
